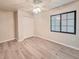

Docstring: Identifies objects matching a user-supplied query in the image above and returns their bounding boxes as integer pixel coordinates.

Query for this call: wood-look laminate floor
[0,37,79,59]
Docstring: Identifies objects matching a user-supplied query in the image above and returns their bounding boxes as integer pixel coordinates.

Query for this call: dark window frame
[50,11,76,34]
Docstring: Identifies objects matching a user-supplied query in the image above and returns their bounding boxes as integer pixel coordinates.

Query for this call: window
[50,11,76,34]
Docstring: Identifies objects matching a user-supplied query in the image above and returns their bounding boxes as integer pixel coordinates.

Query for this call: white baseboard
[36,35,79,50]
[18,36,34,42]
[0,38,15,44]
[18,39,23,42]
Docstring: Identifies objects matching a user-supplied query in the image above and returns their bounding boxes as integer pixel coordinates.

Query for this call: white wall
[0,9,34,42]
[0,10,15,43]
[35,1,79,50]
[16,10,34,41]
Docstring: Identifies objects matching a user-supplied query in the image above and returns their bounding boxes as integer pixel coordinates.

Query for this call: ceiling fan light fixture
[33,7,41,14]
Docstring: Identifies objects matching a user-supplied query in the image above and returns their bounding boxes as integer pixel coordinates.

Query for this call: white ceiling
[0,0,78,12]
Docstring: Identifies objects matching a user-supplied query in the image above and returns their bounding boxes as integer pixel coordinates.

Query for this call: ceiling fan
[32,0,43,14]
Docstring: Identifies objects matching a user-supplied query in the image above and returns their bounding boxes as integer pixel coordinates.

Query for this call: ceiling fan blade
[33,0,42,4]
